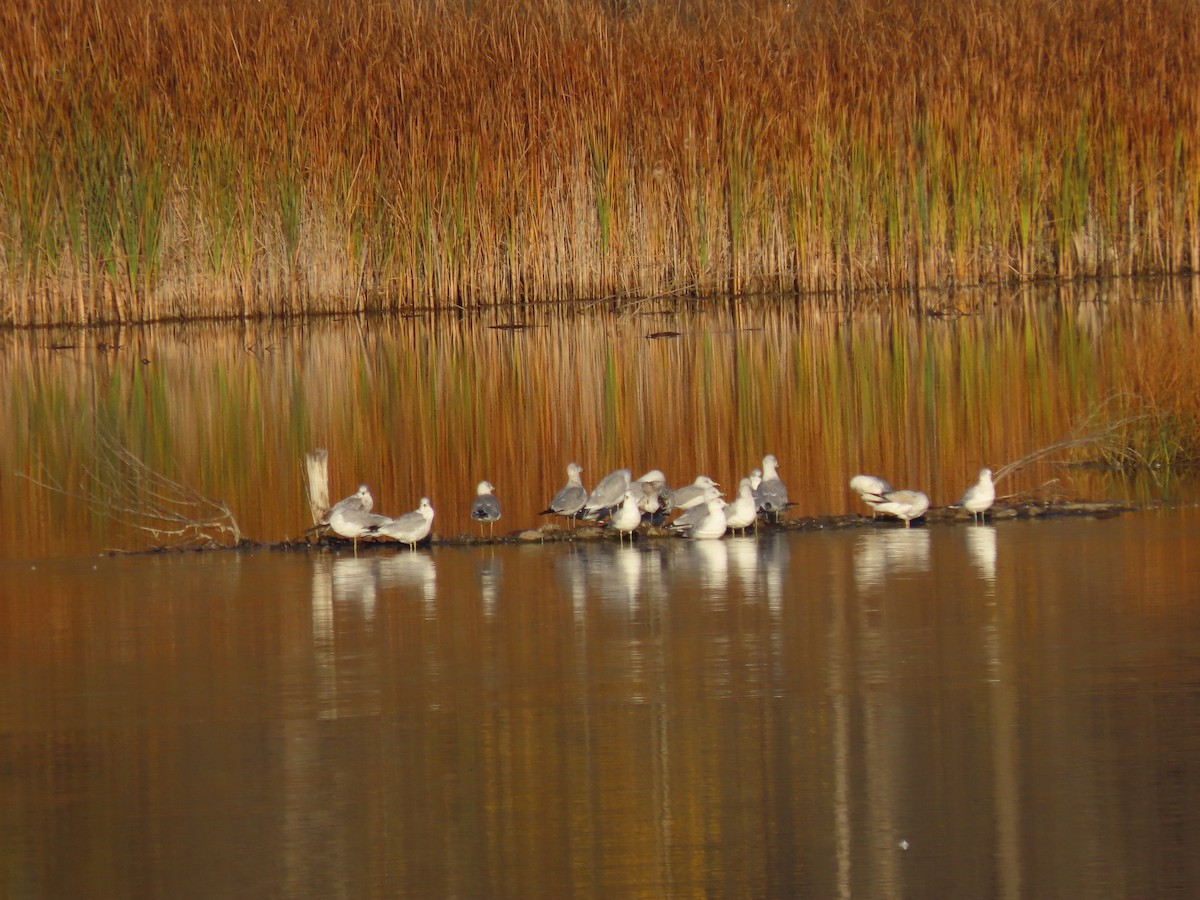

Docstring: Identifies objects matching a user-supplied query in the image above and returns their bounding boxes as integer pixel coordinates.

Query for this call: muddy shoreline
[125,498,1139,555]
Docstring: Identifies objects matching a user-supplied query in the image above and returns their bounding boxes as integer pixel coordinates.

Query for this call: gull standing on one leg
[471,481,501,538]
[866,489,930,528]
[328,505,390,556]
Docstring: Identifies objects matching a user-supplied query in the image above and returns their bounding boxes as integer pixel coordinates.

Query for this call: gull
[865,489,930,528]
[328,504,390,555]
[583,468,632,520]
[639,482,674,525]
[955,467,996,524]
[748,467,763,491]
[313,484,373,530]
[634,469,667,487]
[755,454,789,522]
[471,481,501,537]
[334,483,373,514]
[672,475,721,511]
[610,489,642,543]
[691,497,728,540]
[633,470,674,525]
[377,497,436,550]
[849,474,894,517]
[724,479,759,535]
[540,462,587,524]
[670,486,723,531]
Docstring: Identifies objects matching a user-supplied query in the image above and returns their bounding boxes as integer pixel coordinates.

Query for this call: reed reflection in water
[2,512,1199,896]
[4,282,1200,558]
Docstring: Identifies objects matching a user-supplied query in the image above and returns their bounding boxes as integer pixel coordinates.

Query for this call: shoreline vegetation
[2,0,1198,326]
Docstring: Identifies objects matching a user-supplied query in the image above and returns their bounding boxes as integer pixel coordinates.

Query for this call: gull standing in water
[955,467,996,524]
[672,475,721,511]
[724,479,759,535]
[378,497,436,550]
[867,489,930,528]
[610,489,642,543]
[583,468,632,520]
[540,462,587,525]
[755,454,789,522]
[471,481,501,538]
[849,474,894,517]
[328,504,390,555]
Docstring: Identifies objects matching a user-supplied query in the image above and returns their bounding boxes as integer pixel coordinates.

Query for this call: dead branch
[17,428,243,549]
[994,397,1162,483]
[305,448,330,526]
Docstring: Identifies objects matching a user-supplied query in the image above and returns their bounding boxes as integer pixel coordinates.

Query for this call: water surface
[3,284,1200,896]
[4,282,1198,557]
[2,511,1198,897]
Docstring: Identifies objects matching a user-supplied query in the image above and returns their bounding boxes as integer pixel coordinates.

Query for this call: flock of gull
[321,456,998,552]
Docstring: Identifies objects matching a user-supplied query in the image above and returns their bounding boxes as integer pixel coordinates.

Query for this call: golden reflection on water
[2,281,1199,557]
[2,513,1199,896]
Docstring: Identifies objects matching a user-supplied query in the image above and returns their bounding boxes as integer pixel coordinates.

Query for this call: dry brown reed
[1,0,1198,325]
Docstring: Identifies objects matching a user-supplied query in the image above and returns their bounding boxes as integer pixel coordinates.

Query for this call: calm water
[2,512,1199,897]
[3,285,1200,896]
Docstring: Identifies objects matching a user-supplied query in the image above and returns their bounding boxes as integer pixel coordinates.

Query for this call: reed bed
[2,0,1198,324]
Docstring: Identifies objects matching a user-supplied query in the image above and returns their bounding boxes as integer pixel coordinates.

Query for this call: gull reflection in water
[964,525,997,584]
[331,556,380,620]
[725,535,760,593]
[556,543,667,614]
[311,555,382,721]
[691,538,729,598]
[573,543,645,611]
[555,549,589,622]
[758,531,791,616]
[853,529,932,592]
[379,551,438,609]
[609,544,645,610]
[477,558,503,619]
